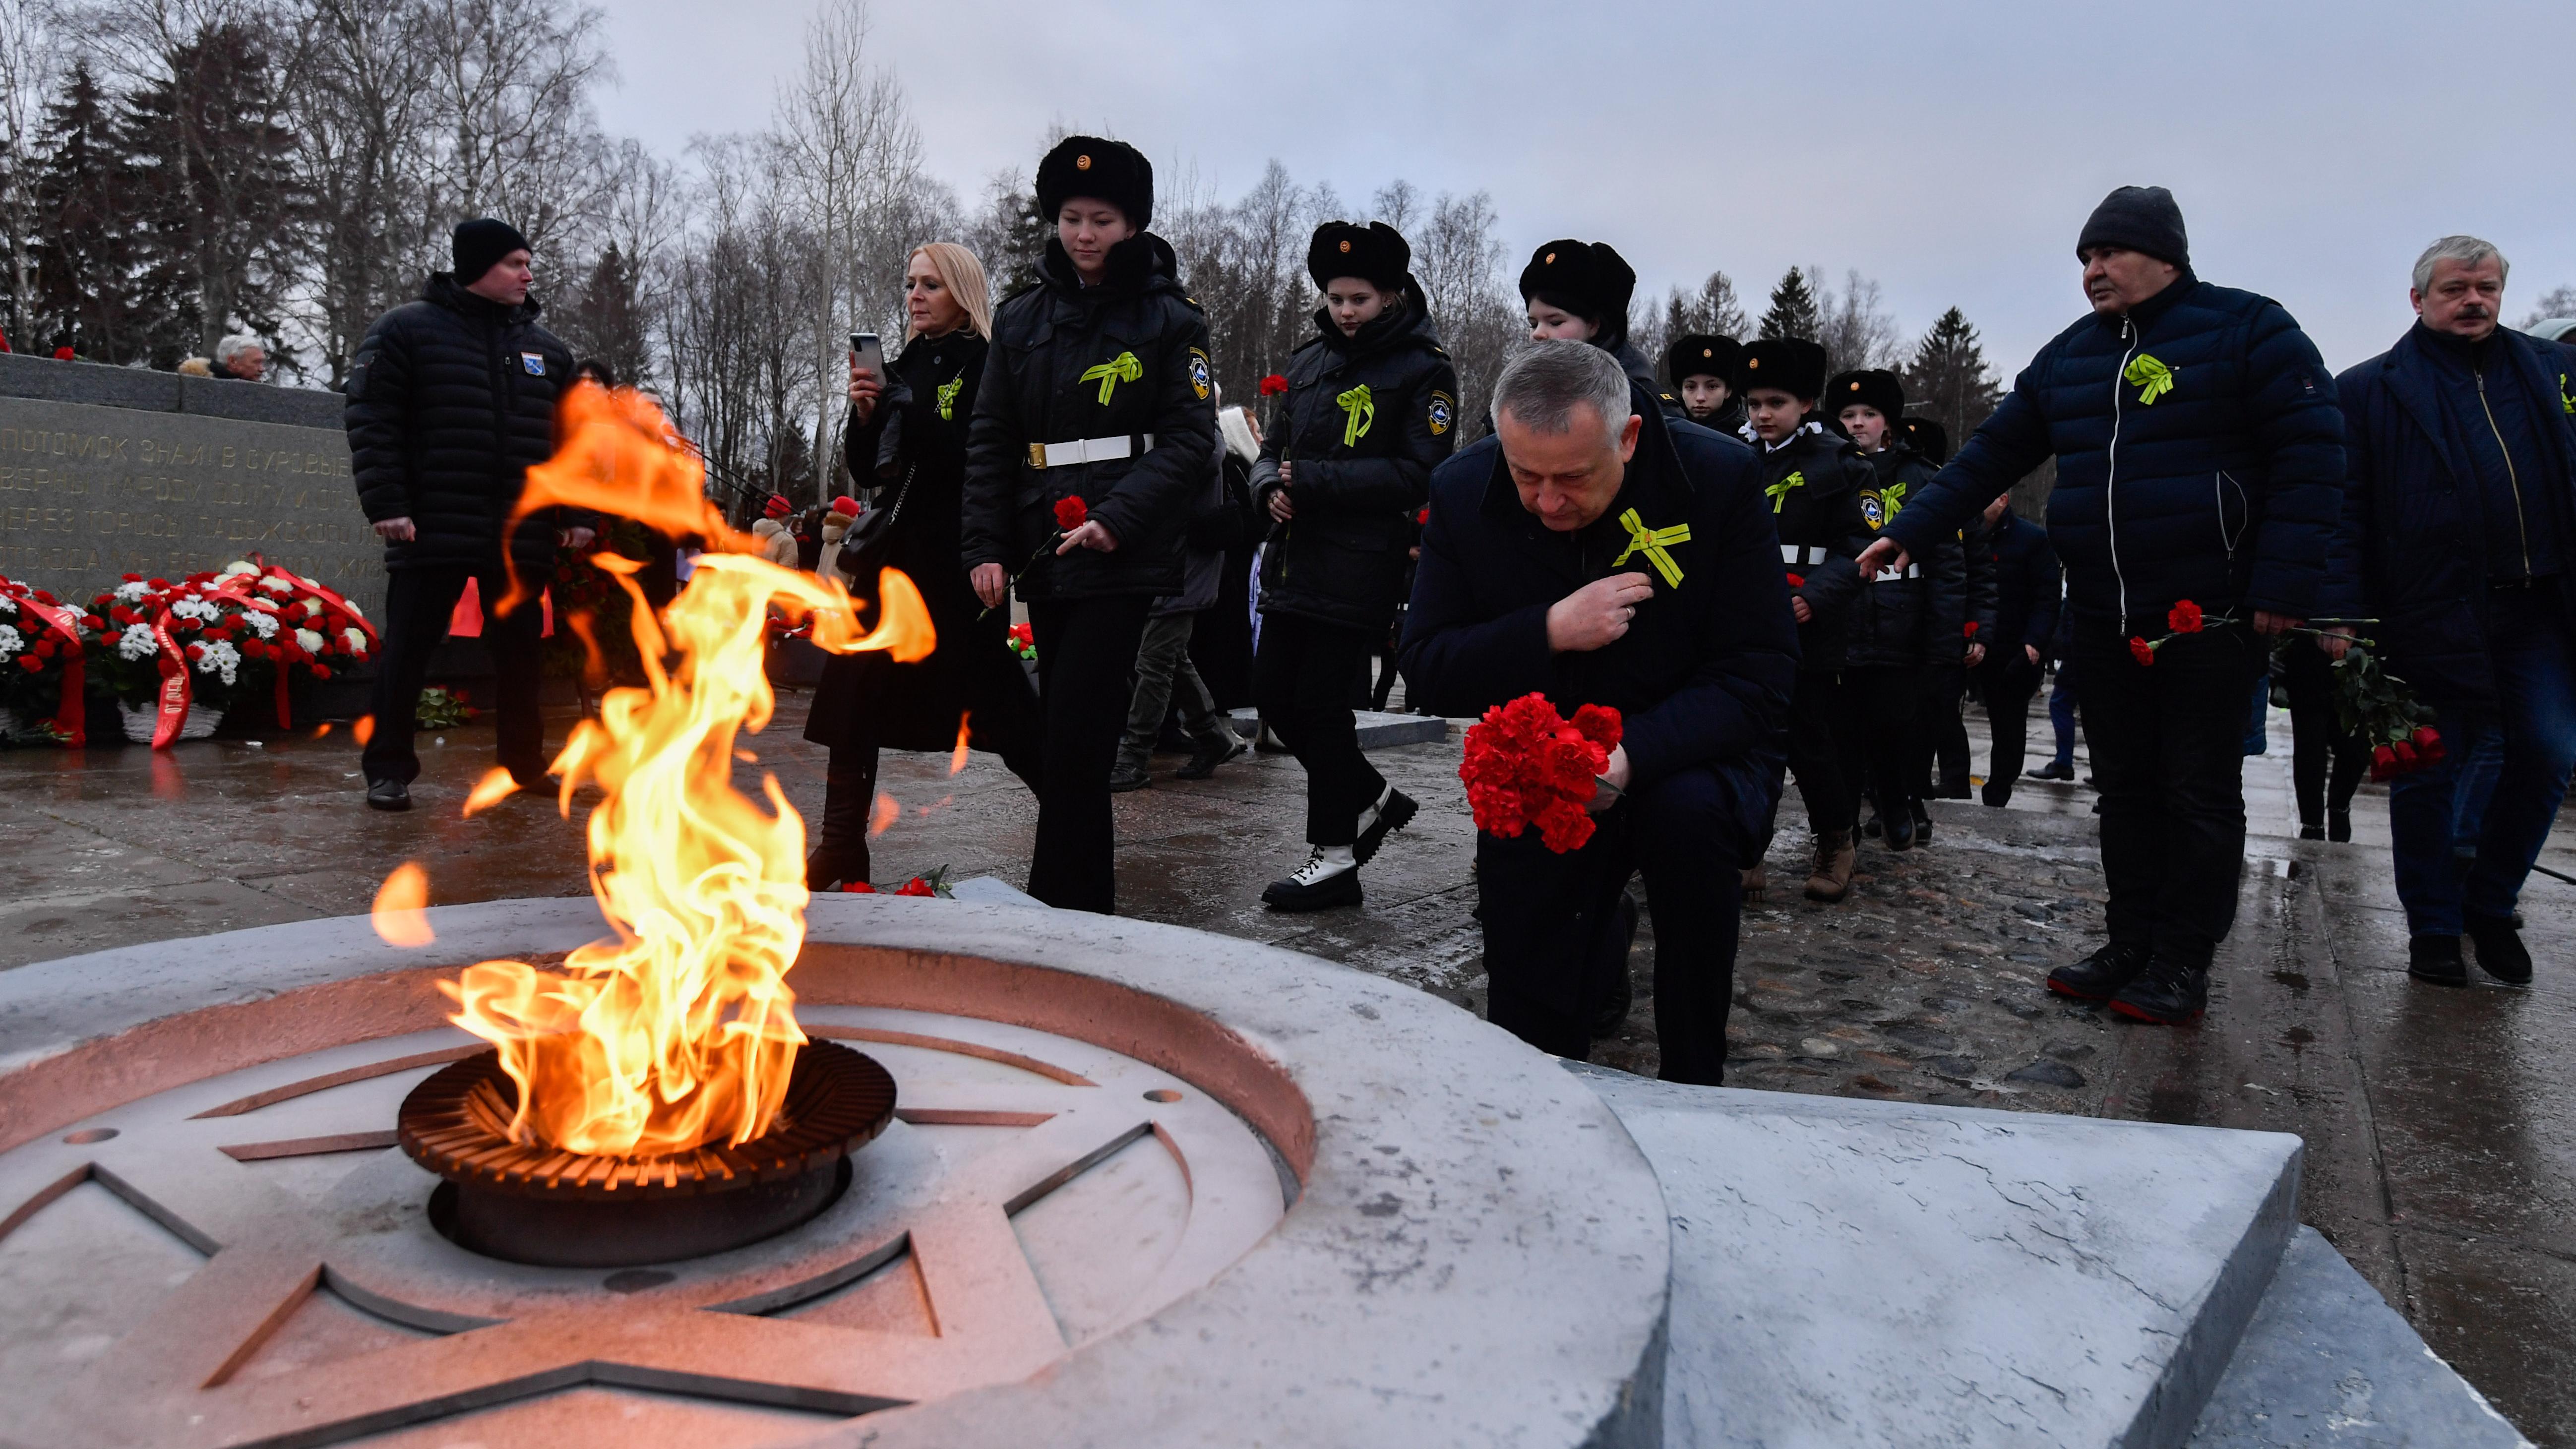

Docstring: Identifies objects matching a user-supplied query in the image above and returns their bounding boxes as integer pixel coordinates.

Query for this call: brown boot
[1803,829,1856,903]
[1740,862,1768,904]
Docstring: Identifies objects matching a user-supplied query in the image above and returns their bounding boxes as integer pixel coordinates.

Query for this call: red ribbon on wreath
[14,597,88,746]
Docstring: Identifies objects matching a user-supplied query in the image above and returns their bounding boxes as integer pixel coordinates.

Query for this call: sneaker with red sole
[2045,941,2149,1001]
[2108,958,2208,1025]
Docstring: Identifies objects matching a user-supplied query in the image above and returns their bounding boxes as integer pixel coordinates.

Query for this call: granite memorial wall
[0,353,384,619]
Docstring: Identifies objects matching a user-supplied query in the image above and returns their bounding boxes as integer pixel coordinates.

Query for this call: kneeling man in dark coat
[1400,340,1796,1083]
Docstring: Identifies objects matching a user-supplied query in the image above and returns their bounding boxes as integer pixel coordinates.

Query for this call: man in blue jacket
[2338,236,2576,988]
[1401,341,1795,1084]
[1858,186,2344,1025]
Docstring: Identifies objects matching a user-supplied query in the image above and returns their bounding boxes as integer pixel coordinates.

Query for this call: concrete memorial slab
[0,353,380,619]
[1227,704,1449,749]
[0,896,1670,1448]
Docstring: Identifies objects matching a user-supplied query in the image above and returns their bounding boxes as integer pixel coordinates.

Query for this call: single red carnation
[2168,600,2204,634]
[81,613,103,630]
[312,664,332,679]
[1052,495,1089,532]
[841,881,878,894]
[121,573,143,583]
[147,578,169,590]
[1416,506,1429,525]
[896,877,936,898]
[1963,620,1980,637]
[1259,374,1289,397]
[1784,572,1805,588]
[15,656,39,672]
[2129,637,2157,666]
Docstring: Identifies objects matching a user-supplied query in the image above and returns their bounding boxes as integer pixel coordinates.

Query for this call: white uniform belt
[1028,433,1155,469]
[1779,544,1828,565]
[1868,563,1925,582]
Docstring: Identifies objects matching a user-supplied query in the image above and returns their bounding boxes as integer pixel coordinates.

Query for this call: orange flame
[353,715,375,747]
[868,791,901,839]
[949,712,972,775]
[427,384,935,1157]
[463,768,519,817]
[372,862,435,947]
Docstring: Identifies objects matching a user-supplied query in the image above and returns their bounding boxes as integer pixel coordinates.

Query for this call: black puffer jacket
[1844,446,1966,668]
[961,234,1216,603]
[1756,419,1878,672]
[345,273,582,573]
[1882,269,2343,633]
[1252,300,1458,632]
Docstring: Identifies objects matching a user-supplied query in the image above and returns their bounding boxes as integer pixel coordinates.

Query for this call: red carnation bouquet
[1459,693,1624,853]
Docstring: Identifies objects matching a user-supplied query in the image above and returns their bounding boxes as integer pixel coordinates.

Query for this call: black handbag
[835,460,915,585]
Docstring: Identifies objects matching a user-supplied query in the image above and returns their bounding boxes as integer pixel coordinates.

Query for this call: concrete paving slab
[1568,1063,2302,1449]
[2187,1227,2529,1447]
[1226,706,1449,749]
[947,876,1042,908]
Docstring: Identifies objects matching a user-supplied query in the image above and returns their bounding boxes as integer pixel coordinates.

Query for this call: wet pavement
[1,682,2571,1443]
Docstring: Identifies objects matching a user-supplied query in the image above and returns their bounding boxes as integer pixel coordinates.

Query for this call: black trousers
[1783,671,1852,835]
[1975,654,2044,789]
[2073,623,2260,970]
[2279,643,2366,826]
[1917,664,1971,792]
[1253,612,1387,847]
[1478,764,1752,1085]
[1840,664,1923,819]
[364,565,546,788]
[1027,594,1153,913]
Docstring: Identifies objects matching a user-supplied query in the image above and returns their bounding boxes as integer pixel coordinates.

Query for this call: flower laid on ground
[1006,621,1038,662]
[1459,692,1623,854]
[840,864,956,898]
[416,685,478,730]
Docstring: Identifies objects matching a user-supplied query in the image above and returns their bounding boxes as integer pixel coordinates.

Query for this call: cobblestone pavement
[2,682,2571,1442]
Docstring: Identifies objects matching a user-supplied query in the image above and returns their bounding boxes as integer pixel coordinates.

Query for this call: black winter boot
[2046,940,2151,1002]
[1174,729,1245,781]
[2406,934,2467,986]
[2108,958,2208,1025]
[804,762,873,892]
[2463,914,2533,985]
[1910,799,1934,845]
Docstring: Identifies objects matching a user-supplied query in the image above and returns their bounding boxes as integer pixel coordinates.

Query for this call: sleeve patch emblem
[1859,491,1885,530]
[521,352,547,376]
[1187,349,1213,401]
[1427,391,1456,436]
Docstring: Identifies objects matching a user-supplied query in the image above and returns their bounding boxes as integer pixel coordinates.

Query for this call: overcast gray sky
[590,0,2576,373]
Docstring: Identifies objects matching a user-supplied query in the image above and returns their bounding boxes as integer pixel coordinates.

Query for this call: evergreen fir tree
[1758,266,1820,342]
[1903,306,2003,448]
[30,61,149,362]
[564,244,652,386]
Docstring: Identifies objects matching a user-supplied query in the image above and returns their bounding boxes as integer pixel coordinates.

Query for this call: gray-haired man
[1397,341,1797,1083]
[2337,235,2576,987]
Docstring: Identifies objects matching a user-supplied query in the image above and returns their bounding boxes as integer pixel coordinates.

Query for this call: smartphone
[849,332,883,382]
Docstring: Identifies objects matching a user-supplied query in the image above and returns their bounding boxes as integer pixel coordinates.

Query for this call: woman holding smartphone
[960,136,1216,914]
[803,241,1042,892]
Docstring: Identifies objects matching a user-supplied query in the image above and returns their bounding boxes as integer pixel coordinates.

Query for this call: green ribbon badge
[2124,353,2175,406]
[1611,508,1692,588]
[937,376,964,422]
[1336,383,1375,445]
[2560,372,2574,416]
[1080,351,1143,405]
[1765,471,1807,513]
[1878,479,1906,523]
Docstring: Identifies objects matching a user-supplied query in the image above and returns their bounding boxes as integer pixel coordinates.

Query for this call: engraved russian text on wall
[0,399,384,617]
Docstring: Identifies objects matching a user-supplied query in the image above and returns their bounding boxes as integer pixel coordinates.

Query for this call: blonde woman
[803,242,1042,891]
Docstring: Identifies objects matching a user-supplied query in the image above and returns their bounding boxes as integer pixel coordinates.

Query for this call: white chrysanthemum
[113,580,153,604]
[240,609,279,638]
[0,624,21,659]
[245,596,280,612]
[341,627,368,656]
[297,574,322,592]
[295,627,325,655]
[0,594,17,615]
[169,596,220,624]
[222,561,259,577]
[258,575,296,595]
[194,638,241,686]
[339,597,364,620]
[301,599,324,619]
[118,624,161,660]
